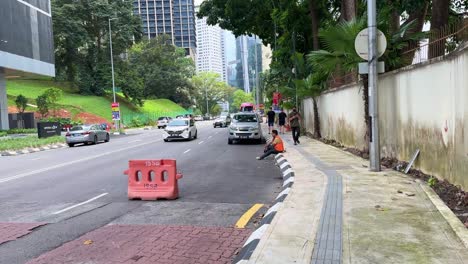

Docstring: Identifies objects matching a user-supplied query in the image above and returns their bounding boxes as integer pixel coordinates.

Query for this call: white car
[163,118,198,142]
[228,112,263,144]
[157,116,172,129]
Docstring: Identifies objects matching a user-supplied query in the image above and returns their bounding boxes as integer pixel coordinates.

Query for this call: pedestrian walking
[256,130,284,160]
[266,107,276,134]
[278,108,287,134]
[288,108,301,145]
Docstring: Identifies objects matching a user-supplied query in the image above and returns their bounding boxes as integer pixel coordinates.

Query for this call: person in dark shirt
[278,108,287,134]
[288,108,301,145]
[266,107,276,134]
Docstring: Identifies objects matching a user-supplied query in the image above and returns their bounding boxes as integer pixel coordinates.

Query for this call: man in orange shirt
[256,130,285,160]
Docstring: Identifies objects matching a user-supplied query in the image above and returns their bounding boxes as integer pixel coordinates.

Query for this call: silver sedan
[65,125,110,147]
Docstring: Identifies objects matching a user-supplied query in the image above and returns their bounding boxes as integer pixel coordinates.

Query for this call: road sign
[358,62,385,74]
[111,102,120,121]
[354,28,387,61]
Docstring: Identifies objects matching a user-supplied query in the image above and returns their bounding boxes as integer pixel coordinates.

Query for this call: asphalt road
[0,121,282,264]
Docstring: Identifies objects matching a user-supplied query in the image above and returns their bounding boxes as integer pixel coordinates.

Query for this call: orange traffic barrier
[124,159,183,200]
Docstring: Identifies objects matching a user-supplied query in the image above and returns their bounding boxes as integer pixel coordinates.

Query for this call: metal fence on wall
[326,19,468,89]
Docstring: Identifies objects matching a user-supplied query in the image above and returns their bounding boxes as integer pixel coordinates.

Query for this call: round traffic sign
[354,28,387,61]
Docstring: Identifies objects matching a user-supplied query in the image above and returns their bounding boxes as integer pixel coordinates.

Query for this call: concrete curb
[233,153,294,263]
[418,181,468,248]
[0,143,67,157]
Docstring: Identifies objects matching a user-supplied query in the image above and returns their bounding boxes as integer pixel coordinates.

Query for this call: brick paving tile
[0,222,45,245]
[26,225,252,264]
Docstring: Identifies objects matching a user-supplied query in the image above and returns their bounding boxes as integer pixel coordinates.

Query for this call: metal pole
[254,36,260,111]
[109,18,119,132]
[368,0,380,171]
[292,31,298,109]
[205,84,209,117]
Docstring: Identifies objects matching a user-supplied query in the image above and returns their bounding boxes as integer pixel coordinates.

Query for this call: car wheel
[164,139,169,142]
[68,143,75,147]
[93,135,98,145]
[228,138,233,145]
[188,132,192,140]
[104,134,110,142]
[194,131,198,139]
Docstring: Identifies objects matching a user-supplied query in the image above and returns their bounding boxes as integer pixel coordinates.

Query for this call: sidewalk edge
[418,181,468,248]
[232,153,294,264]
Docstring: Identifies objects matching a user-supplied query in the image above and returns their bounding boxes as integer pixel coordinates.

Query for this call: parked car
[65,124,110,147]
[163,118,197,142]
[194,115,204,121]
[213,114,231,128]
[157,117,172,129]
[228,112,263,144]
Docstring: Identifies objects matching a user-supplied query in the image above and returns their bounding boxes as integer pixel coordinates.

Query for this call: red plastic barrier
[124,159,183,200]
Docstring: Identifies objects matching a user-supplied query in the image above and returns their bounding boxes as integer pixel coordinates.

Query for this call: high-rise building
[133,0,196,57]
[234,35,262,93]
[0,0,55,130]
[195,6,225,81]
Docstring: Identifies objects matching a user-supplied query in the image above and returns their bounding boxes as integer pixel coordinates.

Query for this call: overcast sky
[194,0,204,5]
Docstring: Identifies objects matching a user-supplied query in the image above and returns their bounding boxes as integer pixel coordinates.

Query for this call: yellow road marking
[235,203,264,228]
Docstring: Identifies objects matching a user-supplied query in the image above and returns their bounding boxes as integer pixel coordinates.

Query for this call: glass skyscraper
[133,0,196,56]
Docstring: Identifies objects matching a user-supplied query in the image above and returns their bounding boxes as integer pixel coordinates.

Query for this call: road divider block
[124,159,183,200]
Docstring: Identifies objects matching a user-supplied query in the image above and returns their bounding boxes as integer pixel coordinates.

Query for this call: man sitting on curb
[256,130,285,160]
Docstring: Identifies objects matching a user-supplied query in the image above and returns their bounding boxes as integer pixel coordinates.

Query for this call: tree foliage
[36,95,50,118]
[232,89,254,112]
[52,0,141,95]
[15,95,28,114]
[190,72,235,115]
[121,36,196,108]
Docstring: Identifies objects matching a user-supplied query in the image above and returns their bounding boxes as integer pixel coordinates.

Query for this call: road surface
[0,121,282,263]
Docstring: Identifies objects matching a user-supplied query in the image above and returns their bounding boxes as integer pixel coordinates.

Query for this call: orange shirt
[273,136,285,152]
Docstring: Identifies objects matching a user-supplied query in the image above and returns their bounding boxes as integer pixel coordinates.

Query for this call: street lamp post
[109,18,119,133]
[368,0,381,171]
[254,36,260,110]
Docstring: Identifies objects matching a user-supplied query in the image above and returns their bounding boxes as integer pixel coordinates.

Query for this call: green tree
[190,72,235,115]
[44,88,63,117]
[15,95,28,114]
[36,95,50,118]
[52,0,141,94]
[232,89,254,112]
[126,36,195,108]
[15,95,28,128]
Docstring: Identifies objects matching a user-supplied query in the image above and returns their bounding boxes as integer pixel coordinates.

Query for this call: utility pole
[368,0,381,171]
[205,84,209,118]
[254,36,260,111]
[292,30,298,110]
[109,18,119,133]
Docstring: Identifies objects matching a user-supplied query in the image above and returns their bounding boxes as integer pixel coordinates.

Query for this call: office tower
[133,0,196,56]
[195,6,225,81]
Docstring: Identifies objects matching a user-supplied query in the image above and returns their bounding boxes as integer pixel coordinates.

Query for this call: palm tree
[307,17,423,150]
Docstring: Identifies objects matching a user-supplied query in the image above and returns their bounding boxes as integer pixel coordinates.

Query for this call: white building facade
[195,9,226,82]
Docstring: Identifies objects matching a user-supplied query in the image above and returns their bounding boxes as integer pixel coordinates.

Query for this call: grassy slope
[6,79,187,122]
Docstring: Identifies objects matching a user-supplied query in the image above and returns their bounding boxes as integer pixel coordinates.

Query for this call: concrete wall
[303,45,468,190]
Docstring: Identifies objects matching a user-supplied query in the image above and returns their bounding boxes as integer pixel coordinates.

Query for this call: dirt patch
[75,112,109,125]
[318,137,468,228]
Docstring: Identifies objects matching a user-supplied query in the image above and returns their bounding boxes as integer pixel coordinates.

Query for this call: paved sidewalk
[247,131,468,263]
[0,223,45,245]
[27,225,251,264]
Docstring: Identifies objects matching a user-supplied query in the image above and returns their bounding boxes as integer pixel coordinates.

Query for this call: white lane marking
[52,193,108,215]
[30,158,41,161]
[183,149,191,154]
[198,141,204,145]
[215,132,219,134]
[0,139,162,184]
[208,136,213,139]
[129,139,142,143]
